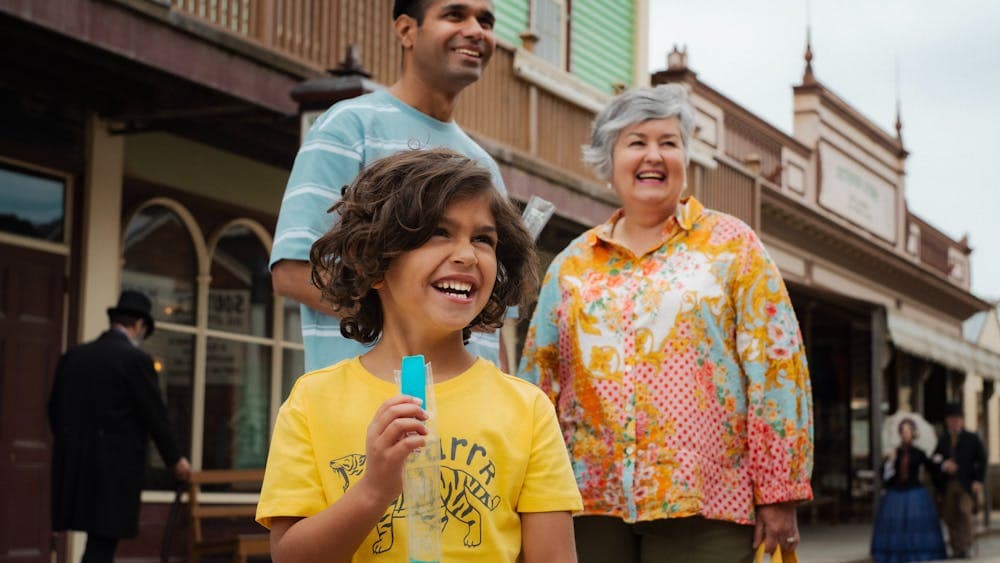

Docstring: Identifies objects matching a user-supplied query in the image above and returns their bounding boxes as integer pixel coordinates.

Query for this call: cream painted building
[966,306,1000,509]
[653,44,1000,520]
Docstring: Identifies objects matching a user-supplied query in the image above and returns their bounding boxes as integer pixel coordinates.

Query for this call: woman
[870,418,947,562]
[518,84,813,562]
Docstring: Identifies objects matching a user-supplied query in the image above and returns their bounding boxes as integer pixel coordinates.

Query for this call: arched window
[205,222,272,470]
[122,202,200,488]
[120,198,306,487]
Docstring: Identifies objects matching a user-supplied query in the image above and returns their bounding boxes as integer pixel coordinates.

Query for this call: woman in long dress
[870,418,947,562]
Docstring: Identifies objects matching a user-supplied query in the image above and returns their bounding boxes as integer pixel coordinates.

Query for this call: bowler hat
[943,402,963,417]
[107,290,155,336]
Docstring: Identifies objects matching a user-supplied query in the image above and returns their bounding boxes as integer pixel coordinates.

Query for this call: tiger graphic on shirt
[329,453,501,554]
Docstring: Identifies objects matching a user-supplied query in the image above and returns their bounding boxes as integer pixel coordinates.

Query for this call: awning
[888,313,1000,380]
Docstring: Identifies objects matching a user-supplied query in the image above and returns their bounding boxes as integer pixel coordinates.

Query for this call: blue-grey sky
[648,0,1000,302]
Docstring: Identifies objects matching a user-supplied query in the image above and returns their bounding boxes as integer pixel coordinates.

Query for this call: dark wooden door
[0,243,65,562]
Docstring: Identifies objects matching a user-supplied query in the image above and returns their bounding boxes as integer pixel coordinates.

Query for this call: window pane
[0,164,65,242]
[209,225,273,337]
[203,338,272,470]
[283,297,303,344]
[123,205,197,325]
[534,0,564,67]
[142,330,194,490]
[282,347,306,401]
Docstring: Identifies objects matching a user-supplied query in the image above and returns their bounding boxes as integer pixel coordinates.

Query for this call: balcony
[909,214,971,290]
[723,112,782,184]
[170,0,600,182]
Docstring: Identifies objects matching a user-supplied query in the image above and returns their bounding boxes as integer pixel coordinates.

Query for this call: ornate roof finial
[803,30,817,85]
[802,0,817,85]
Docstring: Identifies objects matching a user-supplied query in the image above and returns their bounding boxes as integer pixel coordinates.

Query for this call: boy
[270,0,510,372]
[256,149,581,563]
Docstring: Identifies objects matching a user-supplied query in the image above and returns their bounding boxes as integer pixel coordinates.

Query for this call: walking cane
[160,480,186,563]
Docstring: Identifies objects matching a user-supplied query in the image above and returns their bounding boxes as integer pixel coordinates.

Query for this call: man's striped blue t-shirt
[271,89,507,373]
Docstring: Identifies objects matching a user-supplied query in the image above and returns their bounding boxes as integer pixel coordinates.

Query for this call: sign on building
[819,143,898,243]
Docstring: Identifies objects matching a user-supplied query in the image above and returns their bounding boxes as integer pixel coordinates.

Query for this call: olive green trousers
[574,515,755,563]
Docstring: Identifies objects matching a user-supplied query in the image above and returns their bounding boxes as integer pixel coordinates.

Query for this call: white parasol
[881,410,937,456]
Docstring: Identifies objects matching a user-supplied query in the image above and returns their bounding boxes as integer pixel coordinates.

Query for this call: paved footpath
[795,522,1000,562]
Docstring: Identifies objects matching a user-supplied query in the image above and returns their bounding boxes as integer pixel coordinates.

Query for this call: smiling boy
[271,0,509,373]
[257,149,581,563]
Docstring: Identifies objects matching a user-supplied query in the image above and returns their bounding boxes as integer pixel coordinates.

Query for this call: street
[796,523,1000,562]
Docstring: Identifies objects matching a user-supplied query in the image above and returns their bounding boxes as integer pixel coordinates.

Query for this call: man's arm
[129,352,184,469]
[972,433,987,485]
[270,117,363,319]
[272,260,341,319]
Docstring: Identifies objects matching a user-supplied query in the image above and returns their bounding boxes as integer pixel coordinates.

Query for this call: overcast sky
[647,0,1000,302]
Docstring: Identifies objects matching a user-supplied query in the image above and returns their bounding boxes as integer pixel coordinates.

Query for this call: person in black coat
[48,290,191,563]
[931,402,987,559]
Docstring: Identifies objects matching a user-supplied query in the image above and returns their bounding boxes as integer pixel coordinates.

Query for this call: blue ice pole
[400,355,428,407]
[400,355,441,563]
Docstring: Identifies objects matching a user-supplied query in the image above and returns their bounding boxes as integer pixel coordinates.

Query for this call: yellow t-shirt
[256,357,582,562]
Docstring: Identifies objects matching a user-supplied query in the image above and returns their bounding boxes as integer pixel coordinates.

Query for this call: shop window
[209,225,273,337]
[281,295,305,399]
[123,205,197,325]
[282,348,306,401]
[123,203,199,489]
[122,197,307,485]
[142,332,195,489]
[533,0,568,69]
[204,224,274,470]
[283,295,303,344]
[203,338,271,470]
[0,162,65,242]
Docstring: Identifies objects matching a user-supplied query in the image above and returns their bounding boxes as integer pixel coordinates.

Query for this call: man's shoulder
[309,90,399,136]
[440,121,493,158]
[962,429,985,443]
[66,331,152,365]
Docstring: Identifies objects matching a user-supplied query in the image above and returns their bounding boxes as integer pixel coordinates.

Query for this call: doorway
[791,286,877,521]
[0,243,66,562]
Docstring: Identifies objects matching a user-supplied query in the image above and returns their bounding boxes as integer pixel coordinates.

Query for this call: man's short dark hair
[310,148,538,345]
[393,0,433,23]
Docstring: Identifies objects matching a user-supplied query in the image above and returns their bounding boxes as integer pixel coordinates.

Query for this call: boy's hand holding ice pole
[357,395,429,505]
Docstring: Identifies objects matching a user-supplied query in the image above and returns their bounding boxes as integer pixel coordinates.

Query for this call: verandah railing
[170,0,595,181]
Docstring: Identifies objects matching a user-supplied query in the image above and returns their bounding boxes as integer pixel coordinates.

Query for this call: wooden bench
[188,469,270,563]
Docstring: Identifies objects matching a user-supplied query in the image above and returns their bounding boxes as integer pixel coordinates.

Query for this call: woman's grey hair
[582,84,696,181]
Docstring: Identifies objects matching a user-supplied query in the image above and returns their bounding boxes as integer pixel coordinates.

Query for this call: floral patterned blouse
[518,197,813,525]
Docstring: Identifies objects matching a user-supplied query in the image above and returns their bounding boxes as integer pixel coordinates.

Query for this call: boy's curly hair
[309,148,538,345]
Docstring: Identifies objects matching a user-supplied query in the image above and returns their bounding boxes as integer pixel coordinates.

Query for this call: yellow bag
[754,542,799,563]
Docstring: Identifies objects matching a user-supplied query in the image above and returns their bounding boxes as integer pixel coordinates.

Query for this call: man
[932,402,986,559]
[271,0,510,373]
[49,290,191,563]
